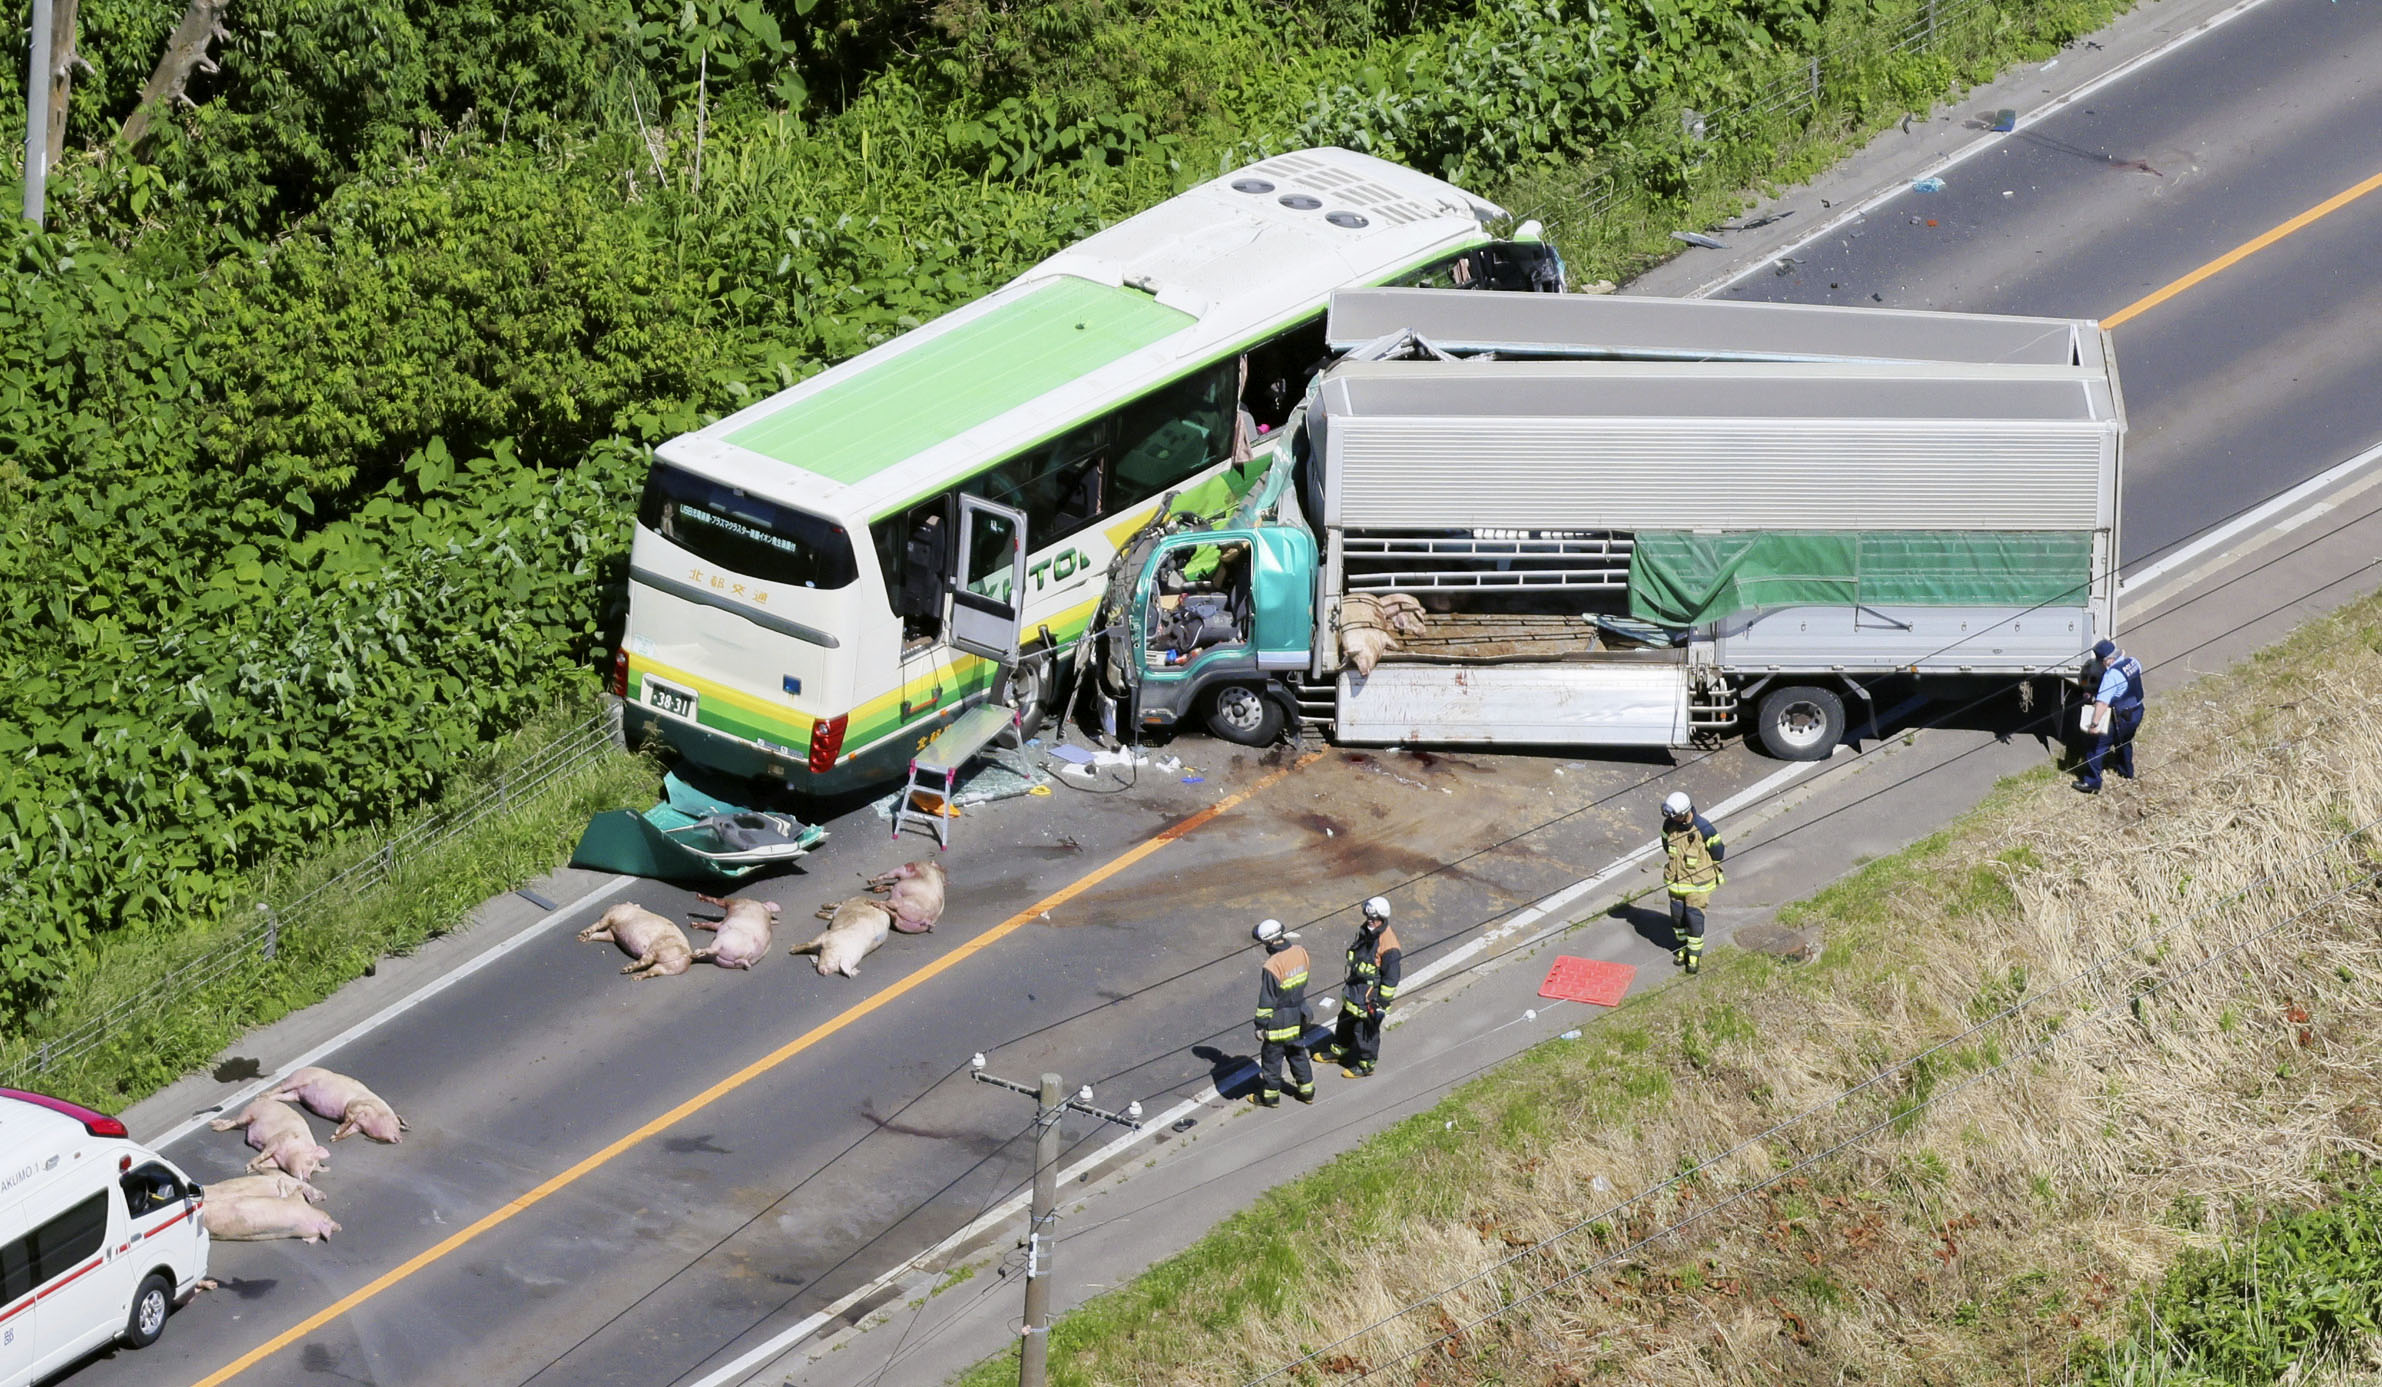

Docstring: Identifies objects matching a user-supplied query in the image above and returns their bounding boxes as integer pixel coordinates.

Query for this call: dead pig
[202,1194,342,1243]
[692,893,781,969]
[209,1098,330,1180]
[791,899,893,977]
[202,1172,326,1205]
[269,1065,410,1143]
[578,902,697,979]
[1339,593,1427,676]
[868,861,948,934]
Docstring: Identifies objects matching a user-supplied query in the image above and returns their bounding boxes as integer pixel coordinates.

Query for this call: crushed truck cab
[1118,525,1316,744]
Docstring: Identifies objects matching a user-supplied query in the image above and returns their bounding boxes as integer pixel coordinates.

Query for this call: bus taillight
[808,714,848,773]
[610,648,629,698]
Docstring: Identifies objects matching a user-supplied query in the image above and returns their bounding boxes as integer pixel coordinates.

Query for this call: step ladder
[893,702,1021,849]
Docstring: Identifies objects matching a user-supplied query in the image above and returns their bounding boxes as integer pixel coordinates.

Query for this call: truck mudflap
[1333,663,1691,747]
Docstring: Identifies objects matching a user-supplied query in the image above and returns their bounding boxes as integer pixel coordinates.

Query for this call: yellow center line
[2103,166,2382,330]
[188,753,1320,1386]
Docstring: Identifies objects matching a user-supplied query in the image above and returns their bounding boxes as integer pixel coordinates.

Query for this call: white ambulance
[0,1088,209,1385]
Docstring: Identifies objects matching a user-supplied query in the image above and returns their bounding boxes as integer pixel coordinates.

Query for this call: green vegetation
[0,699,656,1111]
[3,0,2123,1035]
[2084,1171,2382,1385]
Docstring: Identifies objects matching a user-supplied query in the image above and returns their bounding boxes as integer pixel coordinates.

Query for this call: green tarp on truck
[1627,531,2095,628]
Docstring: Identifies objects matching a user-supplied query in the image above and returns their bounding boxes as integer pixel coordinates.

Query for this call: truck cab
[1122,526,1316,745]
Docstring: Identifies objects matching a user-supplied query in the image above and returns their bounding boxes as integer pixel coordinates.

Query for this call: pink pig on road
[578,902,697,979]
[692,893,781,969]
[209,1098,331,1180]
[203,1194,341,1243]
[869,861,949,934]
[202,1172,326,1205]
[269,1065,409,1143]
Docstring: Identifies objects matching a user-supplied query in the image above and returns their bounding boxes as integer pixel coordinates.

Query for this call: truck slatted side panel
[1327,420,2109,530]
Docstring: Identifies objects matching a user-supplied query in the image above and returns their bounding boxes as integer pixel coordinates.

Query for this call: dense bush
[1,0,2113,1018]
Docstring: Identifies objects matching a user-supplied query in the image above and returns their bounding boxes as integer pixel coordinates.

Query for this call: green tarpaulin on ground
[570,771,826,885]
[1627,531,2094,627]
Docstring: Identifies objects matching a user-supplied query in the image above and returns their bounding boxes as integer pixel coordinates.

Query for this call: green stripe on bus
[726,278,1195,486]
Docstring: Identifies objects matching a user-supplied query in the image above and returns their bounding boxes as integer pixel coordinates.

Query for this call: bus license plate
[644,677,698,721]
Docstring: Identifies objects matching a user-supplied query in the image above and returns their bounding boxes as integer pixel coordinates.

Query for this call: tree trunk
[43,0,79,168]
[119,0,228,154]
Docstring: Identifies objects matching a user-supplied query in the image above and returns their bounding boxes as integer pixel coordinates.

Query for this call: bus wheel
[998,655,1053,746]
[1755,684,1845,761]
[125,1272,173,1348]
[1205,684,1284,747]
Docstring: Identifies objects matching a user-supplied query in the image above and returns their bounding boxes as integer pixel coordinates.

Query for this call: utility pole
[22,0,54,226]
[971,1053,1142,1387]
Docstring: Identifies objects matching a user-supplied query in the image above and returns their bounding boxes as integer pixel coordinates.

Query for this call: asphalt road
[64,2,2382,1384]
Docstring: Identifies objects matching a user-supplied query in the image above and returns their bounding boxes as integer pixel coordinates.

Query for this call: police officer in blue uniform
[2075,638,2145,794]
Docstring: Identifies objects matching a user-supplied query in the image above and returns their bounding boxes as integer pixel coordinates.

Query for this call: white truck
[1100,288,2124,759]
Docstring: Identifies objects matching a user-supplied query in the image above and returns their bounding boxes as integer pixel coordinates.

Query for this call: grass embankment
[2,700,656,1113]
[960,590,2382,1385]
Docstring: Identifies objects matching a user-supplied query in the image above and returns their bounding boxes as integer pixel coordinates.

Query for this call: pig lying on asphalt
[692,893,780,969]
[270,1065,409,1143]
[792,898,893,977]
[1339,593,1427,675]
[578,902,696,979]
[202,1193,341,1243]
[868,861,948,934]
[202,1172,325,1205]
[209,1098,331,1180]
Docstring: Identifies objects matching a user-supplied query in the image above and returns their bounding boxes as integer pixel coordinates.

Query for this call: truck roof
[1324,287,2106,368]
[1317,359,2119,425]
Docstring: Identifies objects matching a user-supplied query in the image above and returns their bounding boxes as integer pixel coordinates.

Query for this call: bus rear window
[640,466,858,590]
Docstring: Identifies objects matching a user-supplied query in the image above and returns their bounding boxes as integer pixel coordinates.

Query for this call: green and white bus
[613,148,1563,795]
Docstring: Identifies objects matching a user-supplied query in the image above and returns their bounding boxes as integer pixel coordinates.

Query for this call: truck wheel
[1205,684,1285,746]
[125,1272,173,1348]
[1755,685,1844,760]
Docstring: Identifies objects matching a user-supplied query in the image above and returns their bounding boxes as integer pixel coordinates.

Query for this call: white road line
[145,875,638,1151]
[1680,0,2284,302]
[2119,439,2382,609]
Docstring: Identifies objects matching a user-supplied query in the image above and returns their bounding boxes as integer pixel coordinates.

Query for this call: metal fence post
[260,902,280,961]
[1927,0,1939,50]
[1809,53,1822,111]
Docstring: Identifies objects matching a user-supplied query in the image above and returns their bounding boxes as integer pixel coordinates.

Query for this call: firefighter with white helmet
[1326,896,1404,1078]
[1250,919,1315,1106]
[1660,791,1725,975]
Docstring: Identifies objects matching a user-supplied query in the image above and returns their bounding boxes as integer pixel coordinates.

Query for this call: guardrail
[3,703,625,1088]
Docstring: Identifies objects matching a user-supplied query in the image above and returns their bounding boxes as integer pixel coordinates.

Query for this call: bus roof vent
[1245,152,1436,227]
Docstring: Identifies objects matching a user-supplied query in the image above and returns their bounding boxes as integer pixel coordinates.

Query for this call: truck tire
[996,650,1057,747]
[1755,685,1845,761]
[1204,683,1285,746]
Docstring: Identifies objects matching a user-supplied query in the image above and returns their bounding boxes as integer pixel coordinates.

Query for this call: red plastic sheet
[1537,955,1636,1008]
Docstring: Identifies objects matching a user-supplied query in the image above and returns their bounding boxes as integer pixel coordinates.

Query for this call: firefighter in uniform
[1251,919,1316,1106]
[1661,791,1725,975]
[1326,897,1403,1077]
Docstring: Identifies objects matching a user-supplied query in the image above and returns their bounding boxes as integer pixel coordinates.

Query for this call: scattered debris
[1670,230,1728,250]
[1912,176,1947,193]
[1990,107,2018,132]
[1721,209,1795,232]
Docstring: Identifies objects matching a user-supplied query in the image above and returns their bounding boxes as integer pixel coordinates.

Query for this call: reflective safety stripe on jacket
[1663,813,1725,897]
[1256,945,1310,1041]
[1343,925,1404,1013]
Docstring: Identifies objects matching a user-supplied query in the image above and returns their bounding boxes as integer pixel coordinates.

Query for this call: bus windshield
[639,464,858,590]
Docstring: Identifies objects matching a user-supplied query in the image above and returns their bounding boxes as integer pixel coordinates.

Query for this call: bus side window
[1240,315,1329,434]
[1110,363,1235,510]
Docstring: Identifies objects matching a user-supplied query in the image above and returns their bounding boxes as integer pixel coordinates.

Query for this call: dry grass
[986,594,2382,1387]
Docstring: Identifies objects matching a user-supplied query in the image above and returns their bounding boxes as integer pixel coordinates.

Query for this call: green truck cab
[1122,524,1316,745]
